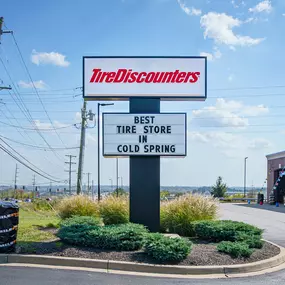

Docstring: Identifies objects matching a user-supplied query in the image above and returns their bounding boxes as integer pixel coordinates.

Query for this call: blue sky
[1,0,285,189]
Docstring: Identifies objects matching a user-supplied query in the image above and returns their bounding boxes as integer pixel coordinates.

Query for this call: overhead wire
[10,32,68,148]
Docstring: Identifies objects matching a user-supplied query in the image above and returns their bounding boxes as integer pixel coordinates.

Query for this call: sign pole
[129,98,160,232]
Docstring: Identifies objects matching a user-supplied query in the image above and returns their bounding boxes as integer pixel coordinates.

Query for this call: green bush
[217,241,254,258]
[194,220,263,242]
[57,195,99,219]
[60,215,102,227]
[144,233,192,262]
[160,194,218,236]
[32,199,59,211]
[99,196,129,225]
[57,223,99,246]
[235,232,264,249]
[87,223,148,251]
[58,222,148,251]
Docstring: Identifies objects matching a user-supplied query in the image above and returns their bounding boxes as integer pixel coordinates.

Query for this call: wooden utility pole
[65,155,76,195]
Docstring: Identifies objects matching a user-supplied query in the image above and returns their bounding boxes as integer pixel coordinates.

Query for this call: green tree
[160,190,170,199]
[211,176,227,198]
[111,188,128,197]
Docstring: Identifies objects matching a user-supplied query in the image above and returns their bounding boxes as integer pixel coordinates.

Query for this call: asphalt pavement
[219,203,285,247]
[0,266,285,285]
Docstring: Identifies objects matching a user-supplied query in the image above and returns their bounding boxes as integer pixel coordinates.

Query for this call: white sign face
[83,57,206,101]
[103,113,187,157]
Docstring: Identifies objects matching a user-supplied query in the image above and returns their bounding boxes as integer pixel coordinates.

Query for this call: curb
[0,241,285,276]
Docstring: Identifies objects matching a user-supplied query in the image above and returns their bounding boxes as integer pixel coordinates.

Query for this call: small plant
[57,195,99,219]
[99,195,129,225]
[144,233,192,262]
[217,241,254,258]
[87,223,148,251]
[160,194,218,236]
[194,220,263,242]
[60,215,102,227]
[58,221,148,251]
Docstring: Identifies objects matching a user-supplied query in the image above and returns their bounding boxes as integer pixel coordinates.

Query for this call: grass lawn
[18,205,60,244]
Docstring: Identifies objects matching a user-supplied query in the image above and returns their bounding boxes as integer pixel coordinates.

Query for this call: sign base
[129,98,160,232]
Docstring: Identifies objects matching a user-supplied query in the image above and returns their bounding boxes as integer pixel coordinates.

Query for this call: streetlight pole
[244,157,248,198]
[97,103,114,202]
[109,178,113,192]
[116,158,119,197]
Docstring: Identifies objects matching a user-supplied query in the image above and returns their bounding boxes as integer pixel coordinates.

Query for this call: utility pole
[14,164,18,190]
[32,175,36,199]
[87,172,91,196]
[49,181,52,196]
[0,17,12,44]
[244,157,248,198]
[0,18,12,91]
[65,155,76,195]
[76,100,95,194]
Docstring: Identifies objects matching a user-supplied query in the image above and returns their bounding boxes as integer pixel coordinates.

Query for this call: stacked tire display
[0,202,19,253]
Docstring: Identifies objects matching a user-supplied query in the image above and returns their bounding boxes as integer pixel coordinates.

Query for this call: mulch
[15,236,280,266]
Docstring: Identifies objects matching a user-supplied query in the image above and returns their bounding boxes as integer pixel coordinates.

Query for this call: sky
[1,0,285,189]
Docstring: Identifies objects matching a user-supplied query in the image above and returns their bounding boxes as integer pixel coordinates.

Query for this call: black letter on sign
[139,135,148,143]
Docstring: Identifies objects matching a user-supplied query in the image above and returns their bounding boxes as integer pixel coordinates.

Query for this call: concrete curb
[0,241,285,276]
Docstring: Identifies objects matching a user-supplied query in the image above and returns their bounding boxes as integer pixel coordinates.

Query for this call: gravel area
[16,240,280,266]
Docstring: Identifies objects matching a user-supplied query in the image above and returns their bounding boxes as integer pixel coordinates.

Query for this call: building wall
[267,157,285,200]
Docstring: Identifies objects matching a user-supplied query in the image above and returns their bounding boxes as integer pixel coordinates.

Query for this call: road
[0,266,285,285]
[219,203,285,247]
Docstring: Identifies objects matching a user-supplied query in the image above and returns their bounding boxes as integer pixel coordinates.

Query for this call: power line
[0,137,62,180]
[0,57,65,162]
[0,144,62,182]
[0,120,73,130]
[0,134,79,151]
[10,32,68,148]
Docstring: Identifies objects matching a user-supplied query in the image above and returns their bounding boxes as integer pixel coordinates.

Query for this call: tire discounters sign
[103,113,187,157]
[83,57,207,100]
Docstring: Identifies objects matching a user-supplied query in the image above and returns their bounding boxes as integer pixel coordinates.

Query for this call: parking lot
[220,203,285,247]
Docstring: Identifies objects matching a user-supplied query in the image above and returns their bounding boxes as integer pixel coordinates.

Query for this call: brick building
[266,151,285,203]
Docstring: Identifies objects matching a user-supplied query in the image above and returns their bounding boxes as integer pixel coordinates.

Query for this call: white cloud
[34,120,69,130]
[191,98,269,128]
[177,0,202,16]
[249,138,271,149]
[200,12,265,46]
[75,112,82,123]
[228,74,234,82]
[231,0,246,8]
[18,80,47,89]
[249,0,272,13]
[200,47,222,61]
[31,50,70,67]
[200,52,214,61]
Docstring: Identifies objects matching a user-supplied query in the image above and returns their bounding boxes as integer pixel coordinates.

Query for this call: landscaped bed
[10,196,281,267]
[16,238,280,266]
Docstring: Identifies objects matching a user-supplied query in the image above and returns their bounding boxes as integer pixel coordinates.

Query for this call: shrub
[217,241,254,258]
[160,194,218,236]
[58,222,148,251]
[60,215,102,227]
[87,223,148,251]
[235,232,264,249]
[57,223,99,246]
[144,233,192,262]
[99,195,129,225]
[57,195,99,219]
[194,220,263,242]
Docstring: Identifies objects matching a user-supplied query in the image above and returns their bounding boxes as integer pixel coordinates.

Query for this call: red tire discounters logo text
[90,69,200,84]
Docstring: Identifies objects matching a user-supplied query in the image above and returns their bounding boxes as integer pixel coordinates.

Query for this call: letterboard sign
[103,113,187,157]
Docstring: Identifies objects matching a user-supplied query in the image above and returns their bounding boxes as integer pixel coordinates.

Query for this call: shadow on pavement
[235,203,285,214]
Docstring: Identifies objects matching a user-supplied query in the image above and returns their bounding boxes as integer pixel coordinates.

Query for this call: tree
[160,190,170,199]
[211,176,227,198]
[111,188,127,197]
